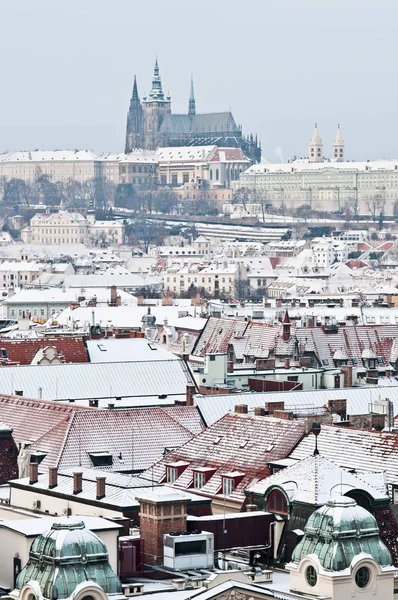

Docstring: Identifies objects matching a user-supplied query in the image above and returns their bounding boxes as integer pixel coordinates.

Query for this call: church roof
[291,496,392,571]
[16,520,122,599]
[159,112,238,135]
[191,112,238,133]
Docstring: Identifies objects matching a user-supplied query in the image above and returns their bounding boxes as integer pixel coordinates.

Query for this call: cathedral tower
[142,59,171,150]
[125,75,144,153]
[309,123,323,163]
[188,77,196,117]
[333,124,344,162]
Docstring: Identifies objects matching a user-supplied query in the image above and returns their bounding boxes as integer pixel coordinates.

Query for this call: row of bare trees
[233,186,396,223]
[0,175,115,210]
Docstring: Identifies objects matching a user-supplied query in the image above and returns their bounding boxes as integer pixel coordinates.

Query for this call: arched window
[267,489,288,515]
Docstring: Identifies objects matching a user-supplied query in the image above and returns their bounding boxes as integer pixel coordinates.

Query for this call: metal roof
[0,359,194,403]
[196,386,398,427]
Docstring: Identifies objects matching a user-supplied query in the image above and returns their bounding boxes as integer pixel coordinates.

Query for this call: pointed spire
[333,124,344,162]
[146,58,167,102]
[132,75,139,101]
[188,76,196,117]
[309,122,323,163]
[310,123,322,146]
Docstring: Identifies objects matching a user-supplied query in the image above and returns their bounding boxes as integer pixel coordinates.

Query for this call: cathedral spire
[132,75,139,102]
[188,77,196,117]
[147,58,165,101]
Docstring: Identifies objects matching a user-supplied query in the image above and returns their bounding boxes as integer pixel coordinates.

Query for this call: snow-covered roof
[0,150,98,162]
[156,146,216,162]
[246,158,398,174]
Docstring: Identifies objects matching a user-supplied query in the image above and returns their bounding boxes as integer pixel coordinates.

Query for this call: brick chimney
[265,401,284,414]
[227,361,234,373]
[73,471,83,495]
[136,489,191,566]
[235,404,248,414]
[96,476,106,500]
[29,463,38,485]
[49,467,58,489]
[254,407,266,416]
[186,384,195,406]
[0,425,18,484]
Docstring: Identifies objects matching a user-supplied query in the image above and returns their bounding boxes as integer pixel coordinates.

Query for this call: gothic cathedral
[125,60,261,163]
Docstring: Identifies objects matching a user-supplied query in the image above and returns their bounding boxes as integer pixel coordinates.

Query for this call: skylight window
[89,452,113,467]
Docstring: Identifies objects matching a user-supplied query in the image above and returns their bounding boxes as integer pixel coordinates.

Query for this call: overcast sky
[0,0,397,161]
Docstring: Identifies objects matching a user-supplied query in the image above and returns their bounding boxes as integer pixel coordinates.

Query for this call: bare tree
[366,194,385,222]
[295,204,312,223]
[233,187,249,213]
[255,191,273,223]
[344,195,360,221]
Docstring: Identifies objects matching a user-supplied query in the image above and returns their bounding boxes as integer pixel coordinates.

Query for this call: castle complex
[125,60,261,162]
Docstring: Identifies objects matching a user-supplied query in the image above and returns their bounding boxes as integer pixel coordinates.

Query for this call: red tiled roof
[0,395,89,447]
[0,337,88,366]
[30,406,204,472]
[377,241,394,251]
[141,413,305,507]
[209,148,249,162]
[192,317,248,357]
[297,325,398,367]
[269,257,281,269]
[358,242,372,251]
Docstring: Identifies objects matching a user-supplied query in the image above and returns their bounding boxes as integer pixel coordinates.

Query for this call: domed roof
[292,496,392,571]
[16,520,122,599]
[141,306,156,327]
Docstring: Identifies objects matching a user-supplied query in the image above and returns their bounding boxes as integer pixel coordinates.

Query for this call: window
[193,472,205,488]
[267,489,288,514]
[183,173,189,184]
[172,174,178,186]
[306,565,317,587]
[355,567,370,588]
[222,477,235,495]
[89,452,113,467]
[167,466,178,483]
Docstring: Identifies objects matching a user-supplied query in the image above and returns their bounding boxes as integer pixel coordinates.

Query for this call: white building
[310,237,349,268]
[21,210,124,247]
[238,126,398,215]
[164,260,247,298]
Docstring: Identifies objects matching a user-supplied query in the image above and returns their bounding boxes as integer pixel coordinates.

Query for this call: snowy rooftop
[247,158,398,174]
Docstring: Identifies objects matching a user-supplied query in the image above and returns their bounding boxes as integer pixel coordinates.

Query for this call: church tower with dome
[287,496,397,599]
[11,520,124,600]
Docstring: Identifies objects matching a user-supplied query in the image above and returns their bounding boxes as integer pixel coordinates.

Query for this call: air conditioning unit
[32,500,41,509]
[163,531,214,570]
[63,507,72,516]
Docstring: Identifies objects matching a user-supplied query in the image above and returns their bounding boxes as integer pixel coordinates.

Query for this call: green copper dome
[292,496,392,571]
[16,521,122,599]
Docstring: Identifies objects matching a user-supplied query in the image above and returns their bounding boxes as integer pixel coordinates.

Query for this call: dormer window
[165,461,189,484]
[223,477,235,495]
[267,489,288,515]
[89,452,113,467]
[192,467,216,489]
[167,466,178,483]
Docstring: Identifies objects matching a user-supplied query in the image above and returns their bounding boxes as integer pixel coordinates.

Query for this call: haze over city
[0,0,397,161]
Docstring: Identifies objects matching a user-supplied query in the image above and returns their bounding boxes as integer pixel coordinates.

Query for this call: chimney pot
[73,471,83,495]
[186,384,195,406]
[29,462,38,485]
[49,466,58,489]
[96,476,106,500]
